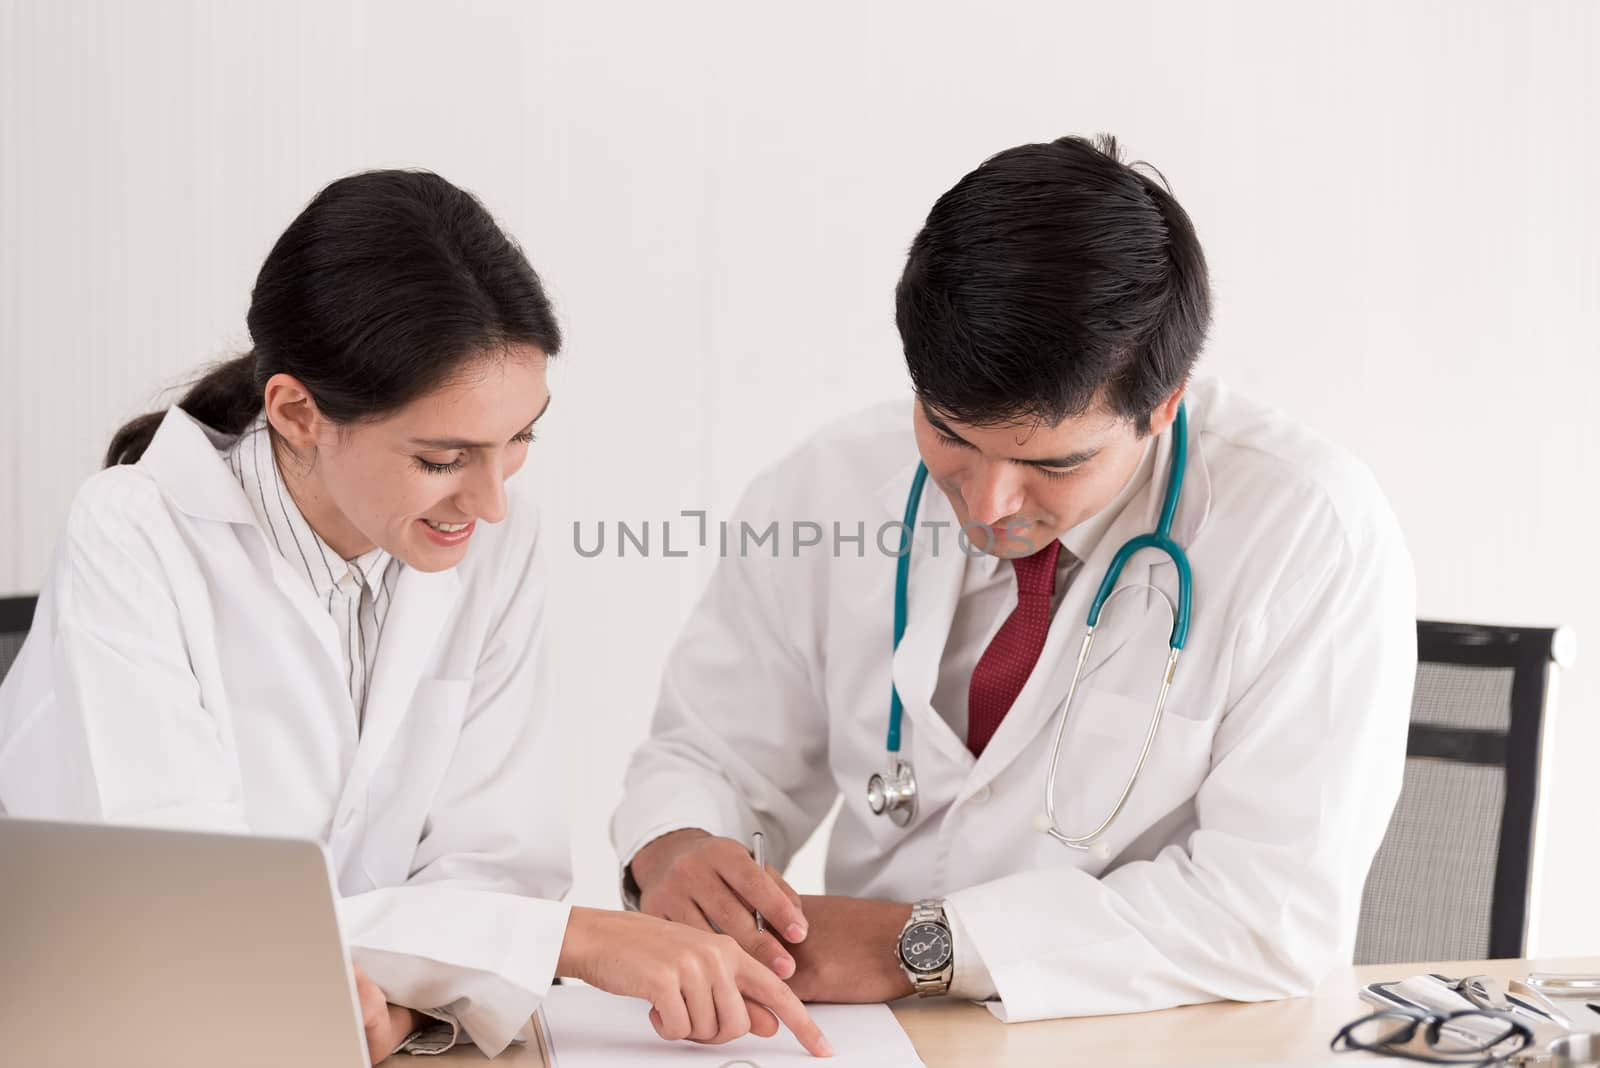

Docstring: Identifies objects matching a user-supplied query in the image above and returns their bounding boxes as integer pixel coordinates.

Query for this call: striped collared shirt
[221,416,403,727]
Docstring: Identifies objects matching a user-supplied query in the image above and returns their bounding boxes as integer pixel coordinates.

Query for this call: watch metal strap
[905,899,953,997]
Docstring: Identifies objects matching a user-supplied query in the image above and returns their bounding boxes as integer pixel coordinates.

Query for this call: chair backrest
[0,596,37,686]
[1354,620,1572,965]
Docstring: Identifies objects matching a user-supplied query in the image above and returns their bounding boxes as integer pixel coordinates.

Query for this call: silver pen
[752,831,766,934]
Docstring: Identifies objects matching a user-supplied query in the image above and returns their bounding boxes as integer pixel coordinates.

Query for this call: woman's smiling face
[265,346,550,571]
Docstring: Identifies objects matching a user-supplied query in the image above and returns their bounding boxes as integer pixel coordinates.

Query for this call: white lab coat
[613,378,1417,1023]
[0,408,569,1055]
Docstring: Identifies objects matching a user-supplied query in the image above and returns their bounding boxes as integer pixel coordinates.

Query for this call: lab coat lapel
[878,464,978,769]
[336,565,461,814]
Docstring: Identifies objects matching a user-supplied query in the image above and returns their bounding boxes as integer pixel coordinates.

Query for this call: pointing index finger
[739,959,834,1058]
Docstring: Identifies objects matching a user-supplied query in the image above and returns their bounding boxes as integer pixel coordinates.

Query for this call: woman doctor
[0,171,829,1062]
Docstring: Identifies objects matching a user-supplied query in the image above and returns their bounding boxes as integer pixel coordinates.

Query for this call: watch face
[898,920,952,972]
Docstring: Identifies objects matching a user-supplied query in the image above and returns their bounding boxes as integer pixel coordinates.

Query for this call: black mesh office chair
[0,595,37,685]
[1355,620,1575,965]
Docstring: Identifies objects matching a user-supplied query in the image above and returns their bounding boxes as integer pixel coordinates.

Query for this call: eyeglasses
[1332,1007,1534,1066]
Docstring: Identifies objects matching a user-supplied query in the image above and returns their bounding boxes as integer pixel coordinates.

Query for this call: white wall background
[3,0,1596,953]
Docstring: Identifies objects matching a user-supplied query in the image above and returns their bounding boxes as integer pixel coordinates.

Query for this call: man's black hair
[895,134,1211,433]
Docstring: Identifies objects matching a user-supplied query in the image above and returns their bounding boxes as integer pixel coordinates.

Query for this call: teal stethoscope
[866,403,1193,852]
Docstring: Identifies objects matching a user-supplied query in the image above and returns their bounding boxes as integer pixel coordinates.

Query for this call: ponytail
[103,169,561,468]
[104,352,260,467]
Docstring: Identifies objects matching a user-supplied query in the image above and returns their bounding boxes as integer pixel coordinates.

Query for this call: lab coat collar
[138,406,259,525]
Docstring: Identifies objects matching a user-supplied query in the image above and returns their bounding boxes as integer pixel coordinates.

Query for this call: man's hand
[353,965,422,1065]
[630,829,811,979]
[782,896,916,1004]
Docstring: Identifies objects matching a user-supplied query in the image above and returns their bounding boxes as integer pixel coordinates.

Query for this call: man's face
[911,392,1180,559]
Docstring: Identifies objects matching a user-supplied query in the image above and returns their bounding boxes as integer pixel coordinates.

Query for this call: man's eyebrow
[409,395,552,450]
[921,401,970,445]
[1021,446,1101,469]
[922,399,1100,469]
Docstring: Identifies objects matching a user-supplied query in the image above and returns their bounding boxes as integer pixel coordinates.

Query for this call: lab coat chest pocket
[1045,685,1212,842]
[360,679,471,887]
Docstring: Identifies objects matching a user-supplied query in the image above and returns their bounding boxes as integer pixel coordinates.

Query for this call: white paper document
[537,985,928,1067]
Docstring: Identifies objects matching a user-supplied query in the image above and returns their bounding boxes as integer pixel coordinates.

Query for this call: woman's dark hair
[106,170,562,466]
[895,134,1210,433]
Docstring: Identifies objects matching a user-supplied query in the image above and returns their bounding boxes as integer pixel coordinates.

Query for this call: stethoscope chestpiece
[866,759,917,827]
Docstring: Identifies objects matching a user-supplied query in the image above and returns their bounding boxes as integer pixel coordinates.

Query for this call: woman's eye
[511,430,535,445]
[936,432,972,450]
[1037,466,1075,482]
[415,455,465,474]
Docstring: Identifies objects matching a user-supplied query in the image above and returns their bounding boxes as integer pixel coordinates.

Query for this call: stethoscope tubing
[888,463,930,755]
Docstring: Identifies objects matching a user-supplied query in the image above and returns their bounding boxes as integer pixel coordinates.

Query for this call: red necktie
[967,539,1063,757]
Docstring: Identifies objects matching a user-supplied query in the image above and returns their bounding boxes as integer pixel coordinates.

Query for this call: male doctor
[611,134,1417,1020]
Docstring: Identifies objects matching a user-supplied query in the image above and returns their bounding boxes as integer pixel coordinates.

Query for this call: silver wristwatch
[897,899,953,997]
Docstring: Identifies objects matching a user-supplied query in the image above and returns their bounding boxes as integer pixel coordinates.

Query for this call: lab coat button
[970,785,992,804]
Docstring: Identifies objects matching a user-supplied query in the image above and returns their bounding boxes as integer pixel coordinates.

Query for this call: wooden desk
[453,956,1600,1066]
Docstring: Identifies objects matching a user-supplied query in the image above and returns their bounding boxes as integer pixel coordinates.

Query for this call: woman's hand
[557,906,834,1058]
[353,965,421,1065]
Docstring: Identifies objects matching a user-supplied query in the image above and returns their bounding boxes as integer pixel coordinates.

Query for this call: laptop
[0,818,370,1068]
